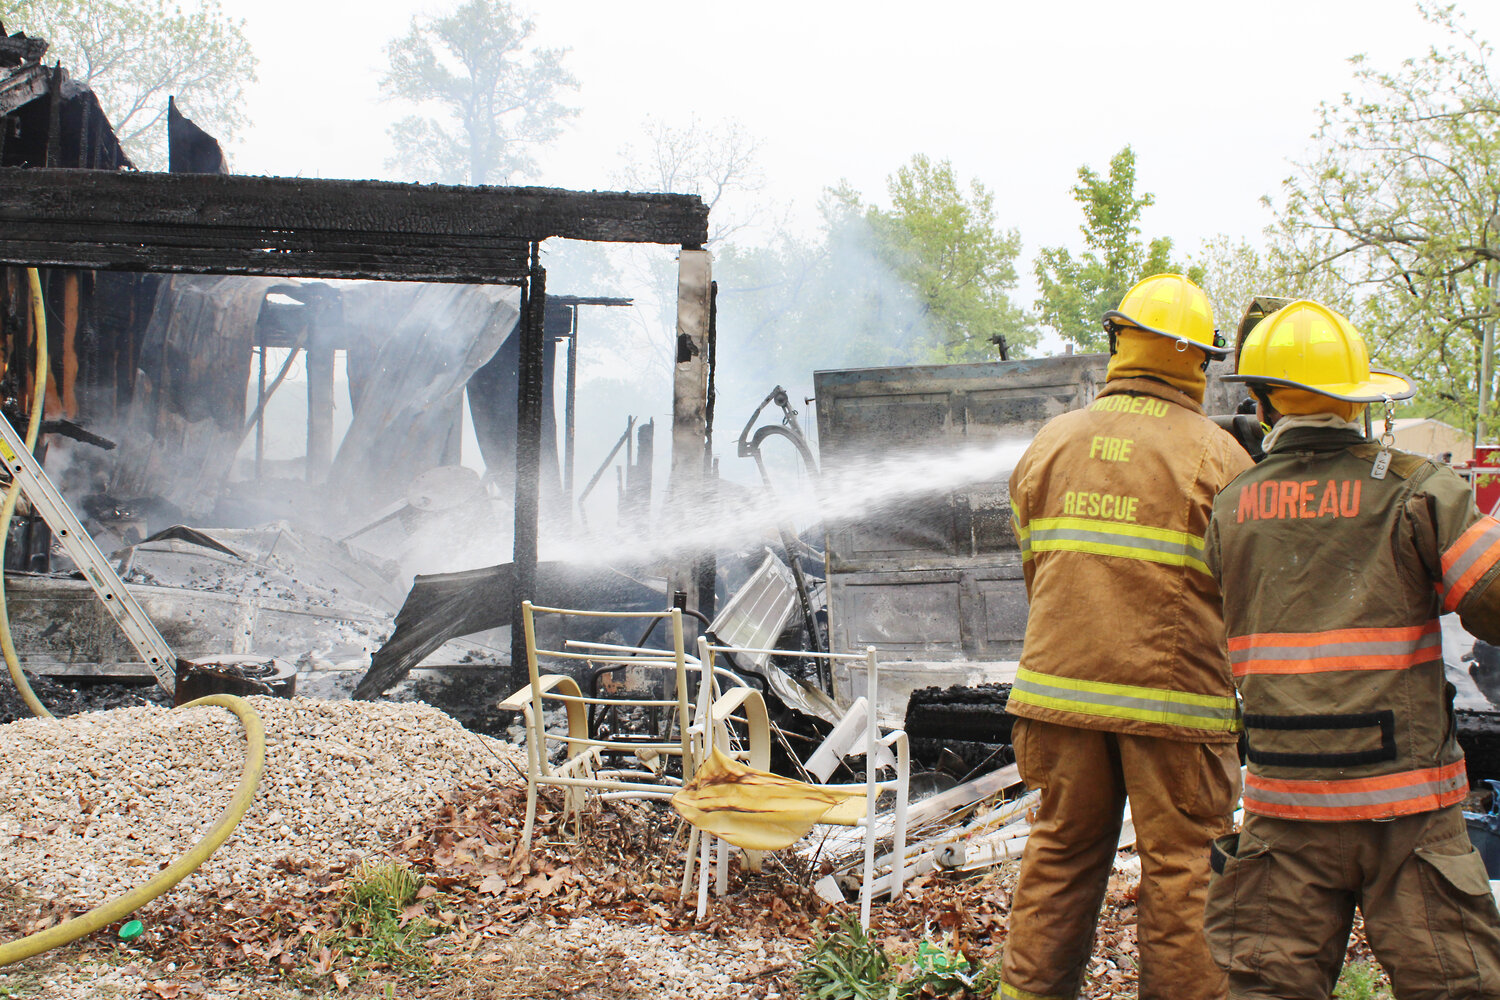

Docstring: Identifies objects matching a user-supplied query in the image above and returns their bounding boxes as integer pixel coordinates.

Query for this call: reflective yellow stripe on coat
[1009,667,1240,732]
[1022,516,1210,575]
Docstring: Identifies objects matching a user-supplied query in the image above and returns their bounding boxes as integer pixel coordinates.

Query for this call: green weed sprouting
[329,860,435,975]
[797,916,897,1000]
[1334,961,1393,1000]
[346,860,423,915]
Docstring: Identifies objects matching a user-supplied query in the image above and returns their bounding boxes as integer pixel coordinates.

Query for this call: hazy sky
[205,0,1500,497]
[220,0,1500,262]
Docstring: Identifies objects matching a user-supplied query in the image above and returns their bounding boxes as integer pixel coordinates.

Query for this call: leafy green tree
[0,0,256,170]
[842,154,1036,362]
[382,0,578,185]
[1189,234,1354,352]
[1036,146,1195,351]
[1271,3,1500,437]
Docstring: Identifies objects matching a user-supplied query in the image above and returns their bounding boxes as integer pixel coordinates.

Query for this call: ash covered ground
[0,673,170,723]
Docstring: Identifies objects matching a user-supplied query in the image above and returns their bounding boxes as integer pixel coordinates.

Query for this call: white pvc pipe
[859,646,879,929]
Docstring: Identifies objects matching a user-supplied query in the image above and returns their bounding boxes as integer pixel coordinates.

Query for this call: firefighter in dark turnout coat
[1207,299,1500,998]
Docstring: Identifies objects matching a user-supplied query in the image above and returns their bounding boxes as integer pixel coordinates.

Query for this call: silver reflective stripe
[1013,671,1236,725]
[1229,632,1440,666]
[1011,502,1031,560]
[1247,770,1466,810]
[1025,519,1210,574]
[1443,520,1500,591]
[1030,525,1203,560]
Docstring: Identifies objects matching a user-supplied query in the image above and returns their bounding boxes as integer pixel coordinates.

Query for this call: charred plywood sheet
[335,282,521,511]
[815,354,1110,712]
[816,355,1107,574]
[109,275,279,518]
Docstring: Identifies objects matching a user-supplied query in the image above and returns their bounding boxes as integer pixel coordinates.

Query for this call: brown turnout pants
[1000,717,1240,1000]
[1207,805,1500,999]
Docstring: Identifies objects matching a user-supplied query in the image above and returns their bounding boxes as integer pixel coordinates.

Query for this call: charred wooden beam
[0,169,710,280]
[0,31,48,67]
[0,230,534,283]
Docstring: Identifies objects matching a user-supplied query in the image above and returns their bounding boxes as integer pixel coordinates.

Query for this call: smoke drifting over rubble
[542,207,947,537]
[377,438,1028,579]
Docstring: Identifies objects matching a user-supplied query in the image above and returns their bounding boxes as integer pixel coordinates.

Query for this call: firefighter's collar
[1096,377,1203,414]
[1263,424,1368,455]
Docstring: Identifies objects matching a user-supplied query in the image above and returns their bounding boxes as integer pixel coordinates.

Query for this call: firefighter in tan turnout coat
[1207,300,1500,998]
[1000,274,1252,1000]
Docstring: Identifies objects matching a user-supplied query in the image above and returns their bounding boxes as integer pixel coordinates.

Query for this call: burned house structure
[11,24,1496,787]
[0,26,715,709]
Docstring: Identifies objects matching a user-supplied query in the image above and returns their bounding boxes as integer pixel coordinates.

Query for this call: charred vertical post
[76,96,91,168]
[563,306,577,522]
[44,65,60,168]
[305,336,334,483]
[254,327,266,480]
[697,281,719,619]
[510,244,546,687]
[668,248,712,613]
[622,418,653,528]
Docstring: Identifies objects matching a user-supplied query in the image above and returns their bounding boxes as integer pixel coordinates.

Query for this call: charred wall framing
[0,31,131,171]
[0,167,709,687]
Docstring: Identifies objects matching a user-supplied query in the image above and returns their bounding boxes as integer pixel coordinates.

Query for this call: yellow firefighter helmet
[1102,274,1230,358]
[1225,300,1415,402]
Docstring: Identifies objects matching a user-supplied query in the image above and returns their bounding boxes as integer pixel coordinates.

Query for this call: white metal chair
[500,601,752,853]
[678,640,910,928]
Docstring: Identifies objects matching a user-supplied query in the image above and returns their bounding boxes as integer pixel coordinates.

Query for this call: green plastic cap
[119,919,143,941]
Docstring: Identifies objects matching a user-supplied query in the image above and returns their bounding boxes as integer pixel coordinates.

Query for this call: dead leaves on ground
[50,778,825,992]
[3,772,1218,999]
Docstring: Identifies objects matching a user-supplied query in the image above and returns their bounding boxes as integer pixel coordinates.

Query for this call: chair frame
[684,639,910,928]
[502,601,712,852]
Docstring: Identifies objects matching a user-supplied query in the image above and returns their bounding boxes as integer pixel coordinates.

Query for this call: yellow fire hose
[2,267,52,717]
[0,693,266,968]
[0,269,267,969]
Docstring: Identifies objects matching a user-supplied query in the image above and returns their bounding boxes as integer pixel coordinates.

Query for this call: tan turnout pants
[1000,717,1241,1000]
[1206,805,1500,999]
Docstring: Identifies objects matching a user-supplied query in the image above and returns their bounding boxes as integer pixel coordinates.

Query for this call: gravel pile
[0,696,520,909]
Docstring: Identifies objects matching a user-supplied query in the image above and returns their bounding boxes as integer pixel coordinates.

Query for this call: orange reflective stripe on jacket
[1228,621,1441,677]
[1441,515,1500,612]
[1243,759,1467,821]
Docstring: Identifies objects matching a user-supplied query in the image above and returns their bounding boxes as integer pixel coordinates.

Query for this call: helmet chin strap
[1250,385,1274,422]
[1171,337,1215,373]
[1104,318,1215,372]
